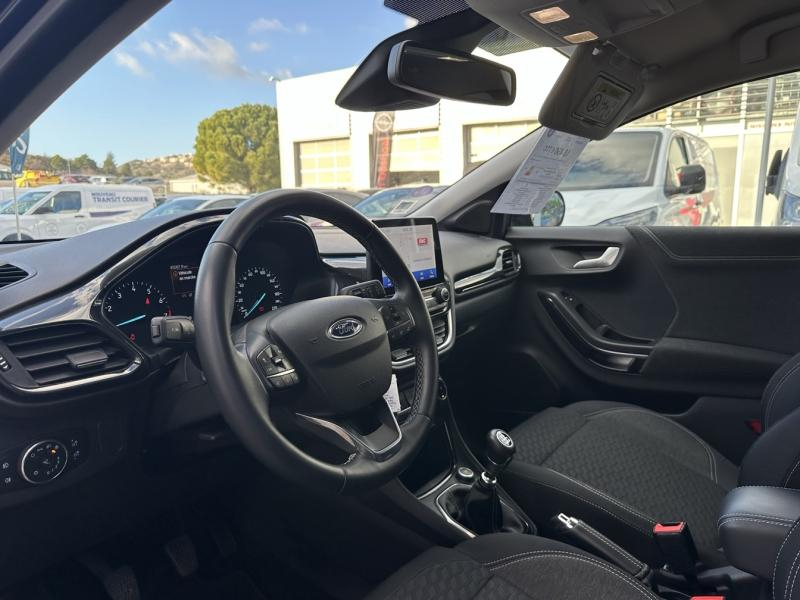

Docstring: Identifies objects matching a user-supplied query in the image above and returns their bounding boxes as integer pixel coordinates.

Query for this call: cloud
[249,17,287,33]
[138,40,156,57]
[157,31,250,79]
[248,17,309,34]
[248,41,269,53]
[114,51,148,77]
[260,68,293,83]
[404,16,418,29]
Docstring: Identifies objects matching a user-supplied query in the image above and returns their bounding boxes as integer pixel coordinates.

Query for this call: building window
[370,129,441,187]
[464,121,538,173]
[295,138,352,188]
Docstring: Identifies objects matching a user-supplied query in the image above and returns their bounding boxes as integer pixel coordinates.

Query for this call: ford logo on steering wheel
[327,317,364,340]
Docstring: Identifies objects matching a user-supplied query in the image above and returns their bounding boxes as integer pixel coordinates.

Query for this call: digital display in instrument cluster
[169,264,198,298]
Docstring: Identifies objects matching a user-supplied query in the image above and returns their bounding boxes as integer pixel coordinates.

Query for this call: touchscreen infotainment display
[371,218,444,290]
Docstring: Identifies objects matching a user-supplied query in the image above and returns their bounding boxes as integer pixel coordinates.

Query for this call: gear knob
[484,429,515,480]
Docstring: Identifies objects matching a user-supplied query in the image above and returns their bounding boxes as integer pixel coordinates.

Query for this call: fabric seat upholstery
[501,352,800,567]
[367,533,663,600]
[503,401,739,566]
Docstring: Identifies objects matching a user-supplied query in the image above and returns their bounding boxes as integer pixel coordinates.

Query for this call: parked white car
[766,103,800,225]
[0,184,155,240]
[559,126,721,226]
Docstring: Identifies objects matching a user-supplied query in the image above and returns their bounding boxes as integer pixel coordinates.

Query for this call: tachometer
[234,267,284,323]
[103,280,172,343]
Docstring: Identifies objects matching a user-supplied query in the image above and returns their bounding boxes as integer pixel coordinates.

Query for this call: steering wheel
[194,190,439,494]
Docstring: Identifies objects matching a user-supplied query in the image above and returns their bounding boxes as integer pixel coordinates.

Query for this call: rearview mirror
[668,164,706,196]
[387,41,516,106]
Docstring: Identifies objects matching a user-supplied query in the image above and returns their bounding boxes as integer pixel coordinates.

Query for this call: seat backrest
[762,353,800,430]
[773,516,800,600]
[740,353,800,488]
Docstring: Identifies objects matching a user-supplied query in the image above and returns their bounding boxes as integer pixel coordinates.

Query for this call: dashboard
[99,219,335,349]
[0,208,519,589]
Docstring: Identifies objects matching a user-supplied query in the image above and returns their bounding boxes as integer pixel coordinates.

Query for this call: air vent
[500,248,521,275]
[1,323,134,389]
[432,315,448,347]
[0,264,28,289]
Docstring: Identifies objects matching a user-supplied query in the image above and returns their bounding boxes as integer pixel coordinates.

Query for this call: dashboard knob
[435,286,450,304]
[20,440,68,484]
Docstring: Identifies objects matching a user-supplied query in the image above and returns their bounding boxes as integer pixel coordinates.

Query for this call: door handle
[572,247,620,270]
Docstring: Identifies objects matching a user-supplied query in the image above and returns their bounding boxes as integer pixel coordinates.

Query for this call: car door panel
[507,225,799,404]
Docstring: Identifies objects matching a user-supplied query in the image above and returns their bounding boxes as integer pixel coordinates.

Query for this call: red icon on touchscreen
[417,237,429,246]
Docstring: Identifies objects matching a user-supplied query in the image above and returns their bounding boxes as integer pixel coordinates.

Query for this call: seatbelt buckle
[653,522,698,576]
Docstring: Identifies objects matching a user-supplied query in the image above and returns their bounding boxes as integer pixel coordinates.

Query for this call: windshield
[559,132,660,191]
[0,1,568,242]
[355,186,446,217]
[0,191,49,214]
[140,198,207,218]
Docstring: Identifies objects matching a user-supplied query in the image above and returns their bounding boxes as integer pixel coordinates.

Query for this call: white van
[0,184,155,240]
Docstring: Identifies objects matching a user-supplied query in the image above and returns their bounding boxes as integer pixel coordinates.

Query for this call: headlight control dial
[20,440,68,484]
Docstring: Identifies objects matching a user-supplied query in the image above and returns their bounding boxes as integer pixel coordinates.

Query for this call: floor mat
[154,571,265,600]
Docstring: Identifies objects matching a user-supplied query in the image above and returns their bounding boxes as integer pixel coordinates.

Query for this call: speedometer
[234,267,284,323]
[103,281,172,343]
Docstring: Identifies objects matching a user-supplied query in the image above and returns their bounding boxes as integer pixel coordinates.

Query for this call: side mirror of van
[667,164,706,196]
[766,149,784,197]
[532,191,566,227]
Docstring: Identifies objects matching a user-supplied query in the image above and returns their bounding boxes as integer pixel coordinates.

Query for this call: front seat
[499,353,800,567]
[367,533,660,600]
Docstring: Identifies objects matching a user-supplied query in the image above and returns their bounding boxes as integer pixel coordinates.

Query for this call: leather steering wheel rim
[194,189,439,494]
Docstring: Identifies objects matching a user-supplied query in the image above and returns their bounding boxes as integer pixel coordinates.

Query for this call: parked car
[302,188,368,226]
[354,184,447,218]
[765,103,800,225]
[558,127,721,226]
[127,176,166,191]
[88,174,116,185]
[307,188,367,206]
[0,184,155,240]
[0,188,19,203]
[60,174,91,184]
[138,194,248,219]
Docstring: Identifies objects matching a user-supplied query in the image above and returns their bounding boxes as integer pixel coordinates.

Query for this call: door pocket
[540,290,653,373]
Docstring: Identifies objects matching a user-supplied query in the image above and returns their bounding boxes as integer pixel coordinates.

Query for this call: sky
[28,0,411,164]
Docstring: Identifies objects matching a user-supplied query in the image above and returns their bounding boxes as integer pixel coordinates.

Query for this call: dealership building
[276,48,800,226]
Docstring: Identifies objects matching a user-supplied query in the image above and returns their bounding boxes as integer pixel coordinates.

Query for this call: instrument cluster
[100,220,330,347]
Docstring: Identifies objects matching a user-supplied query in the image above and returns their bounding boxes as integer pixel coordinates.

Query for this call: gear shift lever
[482,429,516,483]
[462,429,516,534]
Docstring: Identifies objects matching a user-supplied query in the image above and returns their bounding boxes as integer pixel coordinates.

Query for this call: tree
[72,154,98,173]
[50,154,67,172]
[102,151,117,175]
[193,104,280,192]
[118,162,133,178]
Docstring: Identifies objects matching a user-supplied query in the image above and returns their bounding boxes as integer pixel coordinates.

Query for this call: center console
[368,218,454,370]
[385,376,535,541]
[346,217,532,538]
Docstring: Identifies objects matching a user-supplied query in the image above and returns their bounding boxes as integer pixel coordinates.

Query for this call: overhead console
[465,0,703,49]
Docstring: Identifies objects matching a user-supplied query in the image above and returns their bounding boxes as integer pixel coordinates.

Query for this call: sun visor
[538,43,648,140]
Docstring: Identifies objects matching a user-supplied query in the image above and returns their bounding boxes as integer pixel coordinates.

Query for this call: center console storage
[719,486,800,580]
